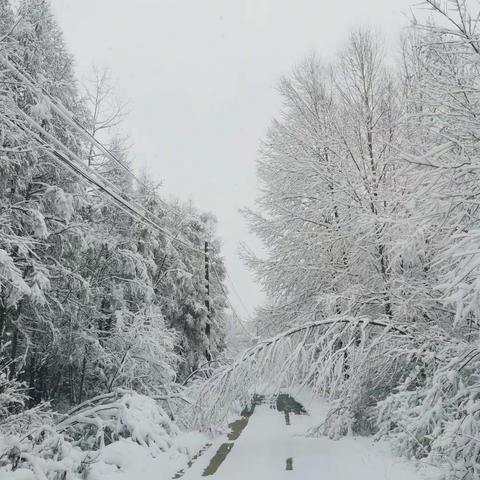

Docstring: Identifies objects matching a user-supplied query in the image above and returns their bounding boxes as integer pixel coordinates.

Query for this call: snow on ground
[87,431,207,480]
[0,430,208,480]
[1,393,443,480]
[181,393,442,480]
[0,391,208,480]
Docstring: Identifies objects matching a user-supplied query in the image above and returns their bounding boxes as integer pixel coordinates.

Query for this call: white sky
[50,0,413,318]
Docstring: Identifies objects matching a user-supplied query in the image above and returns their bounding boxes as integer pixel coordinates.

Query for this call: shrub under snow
[0,390,205,480]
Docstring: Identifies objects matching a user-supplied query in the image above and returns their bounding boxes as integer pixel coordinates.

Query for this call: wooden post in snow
[204,241,212,361]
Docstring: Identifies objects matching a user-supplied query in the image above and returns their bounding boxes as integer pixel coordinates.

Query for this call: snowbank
[0,391,207,480]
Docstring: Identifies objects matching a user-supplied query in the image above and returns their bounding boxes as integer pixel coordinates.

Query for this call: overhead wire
[3,108,205,255]
[2,52,218,236]
[210,244,255,326]
[1,53,257,335]
[1,60,184,235]
[210,262,255,339]
[0,53,178,214]
[224,268,254,322]
[5,115,175,242]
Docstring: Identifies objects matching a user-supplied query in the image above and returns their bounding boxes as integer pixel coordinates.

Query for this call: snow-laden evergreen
[0,1,228,476]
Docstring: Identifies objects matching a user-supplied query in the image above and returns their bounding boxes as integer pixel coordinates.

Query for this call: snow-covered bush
[58,391,178,450]
[0,390,195,479]
[376,333,480,479]
[0,366,26,423]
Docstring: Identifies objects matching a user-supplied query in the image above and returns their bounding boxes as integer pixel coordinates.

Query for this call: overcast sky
[50,0,413,319]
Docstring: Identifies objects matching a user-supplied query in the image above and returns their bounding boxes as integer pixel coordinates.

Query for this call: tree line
[0,0,227,411]
[239,1,480,477]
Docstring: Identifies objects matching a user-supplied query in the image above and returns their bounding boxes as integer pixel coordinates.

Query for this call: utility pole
[204,241,212,361]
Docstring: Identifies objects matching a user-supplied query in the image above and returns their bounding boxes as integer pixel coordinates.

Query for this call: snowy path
[180,395,439,480]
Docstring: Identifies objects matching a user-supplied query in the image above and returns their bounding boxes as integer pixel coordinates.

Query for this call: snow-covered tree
[0,0,228,413]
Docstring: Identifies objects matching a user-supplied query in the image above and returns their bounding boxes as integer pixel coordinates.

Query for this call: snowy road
[180,395,439,480]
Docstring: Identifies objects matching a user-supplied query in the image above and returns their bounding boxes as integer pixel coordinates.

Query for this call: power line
[209,244,254,323]
[1,55,146,190]
[2,53,220,240]
[7,110,248,333]
[0,65,203,255]
[5,52,224,241]
[4,109,205,256]
[10,107,251,339]
[0,55,255,302]
[224,268,254,322]
[8,102,253,338]
[1,53,255,333]
[210,262,254,339]
[1,53,183,220]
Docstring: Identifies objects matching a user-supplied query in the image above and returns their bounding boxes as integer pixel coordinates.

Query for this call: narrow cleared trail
[179,395,439,480]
